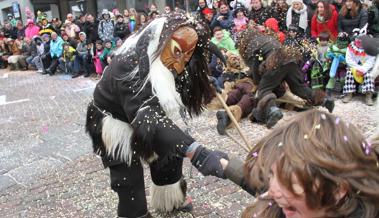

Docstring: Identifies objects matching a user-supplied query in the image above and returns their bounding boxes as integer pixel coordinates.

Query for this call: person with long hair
[286,0,313,37]
[311,0,339,40]
[219,109,379,218]
[241,109,379,218]
[338,0,368,35]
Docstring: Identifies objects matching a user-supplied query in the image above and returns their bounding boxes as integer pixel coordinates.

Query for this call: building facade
[0,0,199,24]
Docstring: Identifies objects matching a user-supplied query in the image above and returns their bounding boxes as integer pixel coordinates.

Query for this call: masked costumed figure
[207,51,257,135]
[85,14,229,218]
[237,29,335,128]
[325,32,350,94]
[342,36,376,105]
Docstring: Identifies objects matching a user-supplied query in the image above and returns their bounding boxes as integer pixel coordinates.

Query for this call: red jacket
[311,7,339,40]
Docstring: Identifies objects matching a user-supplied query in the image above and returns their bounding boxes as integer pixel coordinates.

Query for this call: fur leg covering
[251,93,277,122]
[310,89,327,106]
[227,105,243,128]
[278,90,307,109]
[150,178,187,212]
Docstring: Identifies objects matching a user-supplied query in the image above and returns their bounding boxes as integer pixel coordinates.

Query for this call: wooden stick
[225,131,250,152]
[215,93,252,151]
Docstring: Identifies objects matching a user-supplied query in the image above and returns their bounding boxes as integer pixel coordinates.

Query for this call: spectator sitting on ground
[7,38,22,70]
[311,0,339,41]
[40,34,51,72]
[4,21,18,39]
[100,40,114,66]
[59,43,76,75]
[368,0,379,36]
[98,9,115,42]
[211,26,239,54]
[45,32,64,76]
[211,1,234,30]
[72,32,91,78]
[286,0,313,37]
[25,19,40,39]
[61,32,77,48]
[16,20,25,40]
[93,40,104,77]
[19,37,32,70]
[28,36,45,73]
[233,7,249,34]
[338,0,368,36]
[0,39,10,69]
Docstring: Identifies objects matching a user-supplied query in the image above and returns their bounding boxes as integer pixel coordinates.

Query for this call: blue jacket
[50,36,64,58]
[211,11,234,30]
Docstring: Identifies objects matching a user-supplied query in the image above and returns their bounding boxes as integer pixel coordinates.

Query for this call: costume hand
[191,145,229,179]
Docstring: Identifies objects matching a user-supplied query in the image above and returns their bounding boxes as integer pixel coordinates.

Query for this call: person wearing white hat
[286,0,313,36]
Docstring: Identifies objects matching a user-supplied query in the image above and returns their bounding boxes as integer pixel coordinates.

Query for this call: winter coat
[25,24,40,39]
[114,22,131,39]
[83,21,99,43]
[233,17,249,33]
[211,10,234,30]
[338,8,368,35]
[249,7,272,25]
[63,46,76,62]
[100,47,113,62]
[311,7,339,40]
[50,37,64,58]
[98,19,115,42]
[286,5,313,37]
[211,30,238,54]
[76,40,87,56]
[368,2,379,36]
[4,27,18,39]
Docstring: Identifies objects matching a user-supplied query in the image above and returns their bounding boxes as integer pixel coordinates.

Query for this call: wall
[0,0,34,24]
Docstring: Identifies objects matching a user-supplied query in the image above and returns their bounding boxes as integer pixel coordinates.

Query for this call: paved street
[0,69,377,217]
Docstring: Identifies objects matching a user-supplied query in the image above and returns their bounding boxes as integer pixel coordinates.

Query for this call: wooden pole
[215,93,252,151]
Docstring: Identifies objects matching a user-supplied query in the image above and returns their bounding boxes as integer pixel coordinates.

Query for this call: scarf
[286,5,308,31]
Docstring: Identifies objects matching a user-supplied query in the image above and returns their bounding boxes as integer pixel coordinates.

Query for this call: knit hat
[79,32,86,37]
[27,19,34,25]
[289,0,303,4]
[233,7,247,18]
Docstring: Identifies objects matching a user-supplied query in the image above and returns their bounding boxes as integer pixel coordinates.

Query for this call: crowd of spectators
[0,0,378,103]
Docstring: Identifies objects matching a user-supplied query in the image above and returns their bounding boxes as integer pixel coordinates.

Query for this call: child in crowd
[100,40,114,66]
[233,7,249,35]
[93,40,104,77]
[316,32,330,65]
[325,32,350,95]
[228,110,379,218]
[60,43,76,75]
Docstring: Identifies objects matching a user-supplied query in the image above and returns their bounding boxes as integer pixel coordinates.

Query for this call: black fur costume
[237,30,334,128]
[86,14,216,217]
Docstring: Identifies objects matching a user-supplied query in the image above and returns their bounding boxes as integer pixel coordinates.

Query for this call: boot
[342,93,353,103]
[365,93,374,106]
[322,97,335,113]
[266,106,283,128]
[216,111,230,135]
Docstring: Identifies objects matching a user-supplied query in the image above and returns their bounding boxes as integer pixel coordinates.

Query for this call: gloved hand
[208,76,222,93]
[191,145,229,178]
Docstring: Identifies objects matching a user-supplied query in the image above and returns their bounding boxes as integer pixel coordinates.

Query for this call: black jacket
[113,22,131,40]
[338,8,368,35]
[83,21,99,43]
